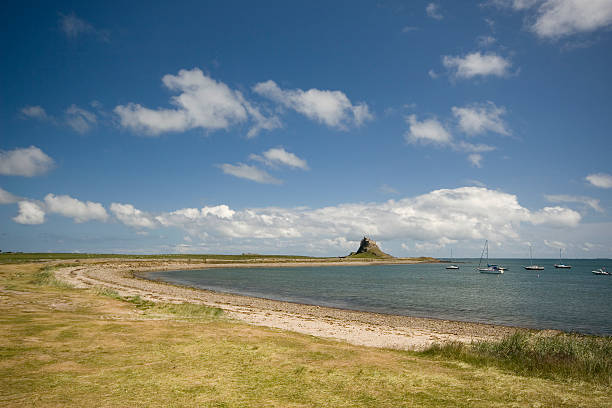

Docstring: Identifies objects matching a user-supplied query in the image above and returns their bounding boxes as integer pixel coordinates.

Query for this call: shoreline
[54,259,526,350]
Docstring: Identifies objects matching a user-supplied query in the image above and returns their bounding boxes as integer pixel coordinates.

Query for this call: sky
[1,0,612,258]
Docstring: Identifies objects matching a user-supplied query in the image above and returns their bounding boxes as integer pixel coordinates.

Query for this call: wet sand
[55,259,521,350]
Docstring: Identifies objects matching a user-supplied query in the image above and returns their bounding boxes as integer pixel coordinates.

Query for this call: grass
[421,332,612,385]
[0,252,322,264]
[95,288,223,320]
[31,265,74,289]
[0,252,440,265]
[1,261,610,407]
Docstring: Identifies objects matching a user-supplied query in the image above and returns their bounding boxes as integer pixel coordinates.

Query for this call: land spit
[55,258,520,350]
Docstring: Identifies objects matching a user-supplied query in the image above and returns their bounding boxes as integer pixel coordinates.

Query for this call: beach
[55,259,519,350]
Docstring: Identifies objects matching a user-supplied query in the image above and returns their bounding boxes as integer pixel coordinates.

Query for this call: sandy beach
[55,259,520,350]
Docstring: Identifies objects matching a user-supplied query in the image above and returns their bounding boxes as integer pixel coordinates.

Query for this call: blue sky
[1,0,612,258]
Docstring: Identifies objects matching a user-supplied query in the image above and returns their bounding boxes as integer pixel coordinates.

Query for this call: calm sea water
[148,259,612,335]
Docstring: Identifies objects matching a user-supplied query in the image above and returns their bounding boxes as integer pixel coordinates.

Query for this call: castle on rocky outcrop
[348,236,393,258]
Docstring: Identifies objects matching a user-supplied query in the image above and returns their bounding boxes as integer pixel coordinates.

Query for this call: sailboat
[446,249,459,269]
[524,245,544,270]
[554,248,571,269]
[476,240,503,274]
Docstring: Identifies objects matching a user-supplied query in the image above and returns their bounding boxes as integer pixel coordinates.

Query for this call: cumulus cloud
[532,0,612,38]
[404,115,452,145]
[141,187,582,247]
[0,187,19,204]
[426,3,444,19]
[452,102,510,136]
[253,80,372,129]
[404,112,499,166]
[218,163,282,184]
[115,68,280,137]
[250,147,309,170]
[545,194,603,213]
[586,172,612,189]
[0,146,54,177]
[21,106,49,121]
[13,201,45,225]
[442,52,512,79]
[44,194,108,222]
[530,206,581,227]
[110,203,157,229]
[65,105,97,133]
[490,0,612,39]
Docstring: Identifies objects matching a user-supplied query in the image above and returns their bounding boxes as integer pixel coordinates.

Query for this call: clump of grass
[421,332,612,384]
[31,265,72,289]
[95,287,123,300]
[95,289,222,319]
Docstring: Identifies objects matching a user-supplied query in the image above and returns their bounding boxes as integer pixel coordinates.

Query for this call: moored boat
[476,240,503,274]
[592,267,610,275]
[554,248,571,269]
[445,249,459,269]
[524,245,544,270]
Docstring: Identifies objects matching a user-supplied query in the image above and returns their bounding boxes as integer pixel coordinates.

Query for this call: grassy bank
[0,252,321,264]
[1,262,610,407]
[421,332,611,385]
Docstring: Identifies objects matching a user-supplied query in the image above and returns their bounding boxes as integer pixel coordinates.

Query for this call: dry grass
[0,262,610,407]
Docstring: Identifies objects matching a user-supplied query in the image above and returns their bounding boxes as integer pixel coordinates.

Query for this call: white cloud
[532,0,612,38]
[544,239,567,249]
[13,201,45,225]
[110,203,157,229]
[452,102,510,135]
[442,52,512,79]
[402,26,419,32]
[21,105,49,121]
[455,141,497,153]
[44,194,108,223]
[405,115,452,145]
[468,153,484,168]
[426,3,444,19]
[545,194,604,213]
[490,0,612,39]
[218,163,282,184]
[145,187,582,247]
[115,68,280,137]
[59,12,94,38]
[253,80,372,129]
[428,69,439,79]
[0,146,54,177]
[59,12,108,41]
[488,0,540,10]
[66,104,97,133]
[0,187,19,204]
[250,147,309,170]
[586,172,612,189]
[477,35,497,47]
[530,206,581,227]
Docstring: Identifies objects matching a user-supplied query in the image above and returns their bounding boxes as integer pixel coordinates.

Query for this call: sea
[147,258,612,336]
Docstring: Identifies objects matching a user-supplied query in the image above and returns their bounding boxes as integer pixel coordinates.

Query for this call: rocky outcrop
[349,237,393,258]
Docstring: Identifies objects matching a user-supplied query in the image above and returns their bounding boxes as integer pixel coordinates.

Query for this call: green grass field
[1,261,610,407]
